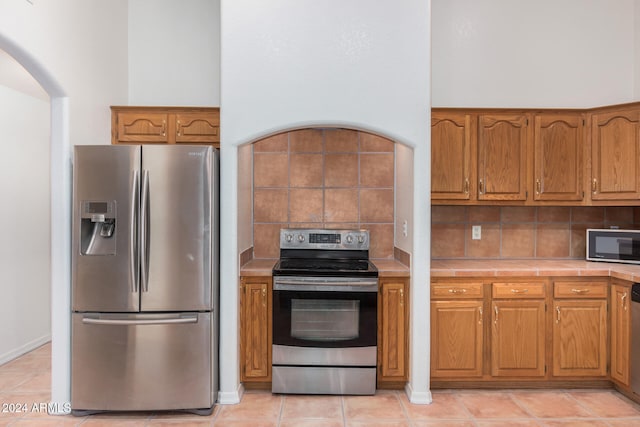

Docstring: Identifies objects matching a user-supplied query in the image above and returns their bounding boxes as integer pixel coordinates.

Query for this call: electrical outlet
[472,225,481,240]
[402,220,408,237]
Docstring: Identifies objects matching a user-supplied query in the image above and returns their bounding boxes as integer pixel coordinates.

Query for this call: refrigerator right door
[140,145,215,311]
[72,145,141,312]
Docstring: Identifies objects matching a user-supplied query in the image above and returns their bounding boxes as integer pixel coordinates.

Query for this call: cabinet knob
[494,306,499,325]
[556,306,561,323]
[479,179,484,194]
[464,178,469,195]
[622,292,628,311]
[592,178,598,194]
[478,307,483,324]
[535,179,541,195]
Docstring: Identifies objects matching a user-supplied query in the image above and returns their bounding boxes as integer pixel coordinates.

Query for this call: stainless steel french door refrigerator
[71,145,219,415]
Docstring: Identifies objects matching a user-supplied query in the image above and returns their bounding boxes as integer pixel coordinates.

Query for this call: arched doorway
[0,33,71,412]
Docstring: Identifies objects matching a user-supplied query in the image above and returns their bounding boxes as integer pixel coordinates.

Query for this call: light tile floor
[3,343,640,426]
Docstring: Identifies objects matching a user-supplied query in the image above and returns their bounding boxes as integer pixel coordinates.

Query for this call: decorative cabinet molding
[111,106,220,147]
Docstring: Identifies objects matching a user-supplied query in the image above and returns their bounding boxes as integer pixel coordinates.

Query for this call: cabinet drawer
[492,282,546,299]
[431,282,483,299]
[553,281,608,298]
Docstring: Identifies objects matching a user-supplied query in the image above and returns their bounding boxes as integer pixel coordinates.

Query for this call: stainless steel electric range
[271,228,378,395]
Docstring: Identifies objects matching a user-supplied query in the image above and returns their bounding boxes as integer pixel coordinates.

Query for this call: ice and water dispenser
[80,201,117,255]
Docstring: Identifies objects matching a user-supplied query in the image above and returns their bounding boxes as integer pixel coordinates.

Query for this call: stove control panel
[280,228,369,250]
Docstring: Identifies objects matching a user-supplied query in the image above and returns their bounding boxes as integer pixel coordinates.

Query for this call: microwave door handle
[140,169,150,293]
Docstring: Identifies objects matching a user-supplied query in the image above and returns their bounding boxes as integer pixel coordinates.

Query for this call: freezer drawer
[71,312,214,413]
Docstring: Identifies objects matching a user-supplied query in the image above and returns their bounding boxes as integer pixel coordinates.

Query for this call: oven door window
[291,299,359,341]
[273,290,377,348]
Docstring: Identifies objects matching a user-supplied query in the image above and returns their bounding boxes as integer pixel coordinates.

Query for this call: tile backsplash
[432,206,640,260]
[252,129,396,259]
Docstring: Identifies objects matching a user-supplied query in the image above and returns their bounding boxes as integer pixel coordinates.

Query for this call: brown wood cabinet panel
[553,281,608,299]
[611,281,631,386]
[492,282,546,299]
[591,109,640,200]
[478,113,529,201]
[240,276,272,382]
[431,300,484,378]
[534,113,584,201]
[378,278,409,384]
[552,299,607,377]
[176,111,220,143]
[431,282,484,299]
[431,112,475,200]
[491,299,546,377]
[111,106,220,147]
[115,112,169,143]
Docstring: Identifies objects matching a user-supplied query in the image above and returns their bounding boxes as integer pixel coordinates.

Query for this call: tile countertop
[431,259,640,282]
[239,258,410,277]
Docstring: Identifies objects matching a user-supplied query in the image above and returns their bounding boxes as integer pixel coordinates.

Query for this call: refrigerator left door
[72,145,141,312]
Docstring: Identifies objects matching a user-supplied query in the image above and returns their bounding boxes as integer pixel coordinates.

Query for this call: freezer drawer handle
[82,316,198,326]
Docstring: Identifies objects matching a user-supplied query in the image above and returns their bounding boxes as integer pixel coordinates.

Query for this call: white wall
[220,0,431,404]
[128,0,220,106]
[635,0,640,99]
[0,83,50,363]
[0,0,128,410]
[432,0,636,107]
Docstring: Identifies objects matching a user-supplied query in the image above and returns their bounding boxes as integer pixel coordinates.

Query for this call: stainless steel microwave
[586,229,640,265]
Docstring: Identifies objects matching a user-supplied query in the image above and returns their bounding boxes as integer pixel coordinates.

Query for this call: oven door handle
[274,276,378,292]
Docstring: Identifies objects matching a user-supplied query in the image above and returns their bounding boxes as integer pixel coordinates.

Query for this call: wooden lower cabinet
[378,278,409,386]
[431,280,484,378]
[431,299,484,378]
[552,280,608,377]
[239,276,272,383]
[611,280,632,386]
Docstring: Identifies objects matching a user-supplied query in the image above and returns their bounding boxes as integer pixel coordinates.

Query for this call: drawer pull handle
[510,288,529,294]
[448,288,467,294]
[571,288,590,294]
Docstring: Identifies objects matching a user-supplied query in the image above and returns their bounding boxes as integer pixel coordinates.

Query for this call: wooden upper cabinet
[175,111,220,143]
[431,112,475,201]
[111,106,220,147]
[534,113,584,201]
[477,113,529,201]
[590,109,640,201]
[114,112,169,143]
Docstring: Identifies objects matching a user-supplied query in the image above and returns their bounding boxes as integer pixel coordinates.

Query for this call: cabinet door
[378,279,408,383]
[534,113,584,201]
[176,112,220,144]
[491,300,545,377]
[591,109,640,200]
[240,277,272,382]
[478,113,529,201]
[431,112,475,201]
[611,283,631,386]
[114,112,169,143]
[552,300,607,377]
[431,300,484,378]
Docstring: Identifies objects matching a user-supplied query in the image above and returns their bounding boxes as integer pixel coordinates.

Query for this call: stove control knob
[297,234,305,242]
[357,235,365,244]
[285,234,293,242]
[346,235,354,244]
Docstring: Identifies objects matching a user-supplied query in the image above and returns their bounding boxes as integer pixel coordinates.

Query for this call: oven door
[272,276,378,349]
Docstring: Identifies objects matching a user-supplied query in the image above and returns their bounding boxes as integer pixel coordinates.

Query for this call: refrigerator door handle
[130,170,140,293]
[82,314,198,326]
[140,169,150,293]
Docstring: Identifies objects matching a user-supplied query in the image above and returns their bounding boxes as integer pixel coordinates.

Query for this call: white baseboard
[0,334,51,365]
[404,382,432,404]
[217,383,245,405]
